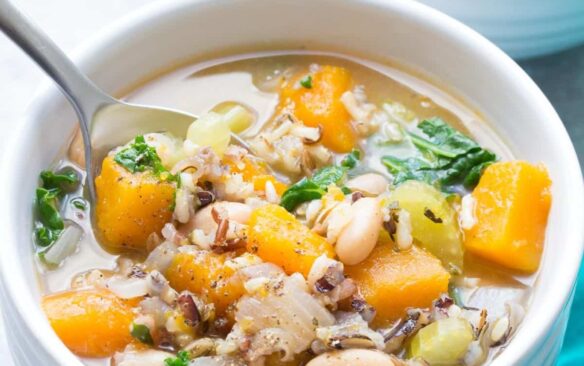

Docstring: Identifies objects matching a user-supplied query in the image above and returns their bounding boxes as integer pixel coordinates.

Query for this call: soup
[33,52,551,366]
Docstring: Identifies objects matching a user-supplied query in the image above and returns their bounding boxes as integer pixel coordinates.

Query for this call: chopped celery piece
[390,180,464,271]
[187,112,231,156]
[213,102,255,133]
[408,317,474,365]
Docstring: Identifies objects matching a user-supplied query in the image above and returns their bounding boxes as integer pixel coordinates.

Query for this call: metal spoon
[0,0,247,201]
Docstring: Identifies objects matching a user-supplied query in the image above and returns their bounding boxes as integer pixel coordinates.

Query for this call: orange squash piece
[464,161,551,273]
[346,245,450,327]
[42,289,135,358]
[247,204,335,277]
[252,174,287,196]
[225,155,267,181]
[280,65,356,152]
[166,250,245,316]
[225,156,287,196]
[95,156,175,252]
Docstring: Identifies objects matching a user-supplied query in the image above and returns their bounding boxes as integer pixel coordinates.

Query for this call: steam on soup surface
[33,52,552,366]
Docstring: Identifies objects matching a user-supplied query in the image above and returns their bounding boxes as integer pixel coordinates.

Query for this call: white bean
[346,173,389,196]
[307,349,395,366]
[193,202,252,234]
[335,197,382,265]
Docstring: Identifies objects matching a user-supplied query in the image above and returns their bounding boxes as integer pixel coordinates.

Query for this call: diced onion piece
[235,273,335,360]
[213,102,256,133]
[460,194,478,230]
[187,112,231,156]
[43,224,82,265]
[106,277,149,299]
[144,241,178,272]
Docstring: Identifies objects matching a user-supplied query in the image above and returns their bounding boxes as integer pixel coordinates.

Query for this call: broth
[37,52,541,366]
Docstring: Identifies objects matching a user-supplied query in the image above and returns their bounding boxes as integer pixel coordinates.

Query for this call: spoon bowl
[85,101,196,199]
[0,0,252,204]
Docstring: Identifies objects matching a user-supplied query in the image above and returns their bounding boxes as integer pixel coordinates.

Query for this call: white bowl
[418,0,584,59]
[0,0,582,365]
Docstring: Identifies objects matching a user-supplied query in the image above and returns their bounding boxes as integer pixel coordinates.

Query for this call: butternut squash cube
[345,245,450,326]
[280,65,356,153]
[247,204,335,277]
[464,161,552,273]
[166,250,245,316]
[95,156,175,252]
[42,289,135,357]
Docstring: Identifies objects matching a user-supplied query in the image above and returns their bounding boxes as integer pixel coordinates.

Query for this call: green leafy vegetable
[35,187,65,247]
[71,198,87,210]
[415,118,480,159]
[36,188,63,230]
[130,323,154,345]
[164,351,190,366]
[340,149,361,169]
[280,166,346,211]
[382,118,497,192]
[40,169,79,191]
[281,150,363,211]
[114,135,167,175]
[35,167,82,248]
[70,197,87,210]
[36,226,61,247]
[299,75,313,89]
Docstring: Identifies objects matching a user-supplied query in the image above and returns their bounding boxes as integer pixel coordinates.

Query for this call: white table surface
[1,1,582,365]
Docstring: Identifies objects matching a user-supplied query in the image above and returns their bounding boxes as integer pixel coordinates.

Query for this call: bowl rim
[0,0,582,365]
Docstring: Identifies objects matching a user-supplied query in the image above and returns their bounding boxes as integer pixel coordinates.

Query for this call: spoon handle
[0,0,113,125]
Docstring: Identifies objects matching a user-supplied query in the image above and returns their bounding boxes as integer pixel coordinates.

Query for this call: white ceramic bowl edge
[0,1,582,365]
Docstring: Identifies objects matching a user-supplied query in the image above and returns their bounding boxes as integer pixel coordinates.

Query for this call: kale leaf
[280,150,362,211]
[114,135,167,175]
[164,351,190,366]
[381,156,436,186]
[382,118,497,192]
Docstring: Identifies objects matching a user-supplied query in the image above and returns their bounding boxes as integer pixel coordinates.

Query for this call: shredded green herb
[70,197,87,210]
[114,135,167,175]
[130,323,154,345]
[382,118,497,192]
[164,351,190,366]
[34,167,82,247]
[35,188,64,247]
[299,75,313,89]
[40,169,79,191]
[36,225,61,247]
[280,149,362,211]
[340,149,361,169]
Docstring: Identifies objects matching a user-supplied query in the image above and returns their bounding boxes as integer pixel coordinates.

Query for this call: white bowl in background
[418,0,584,59]
[0,0,582,365]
